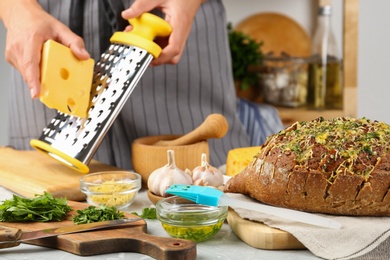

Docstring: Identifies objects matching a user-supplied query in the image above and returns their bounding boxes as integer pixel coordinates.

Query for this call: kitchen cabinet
[276,0,358,126]
[232,0,358,126]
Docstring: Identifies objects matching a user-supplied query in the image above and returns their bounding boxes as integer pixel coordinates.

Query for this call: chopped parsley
[131,207,157,219]
[0,192,72,222]
[72,205,125,224]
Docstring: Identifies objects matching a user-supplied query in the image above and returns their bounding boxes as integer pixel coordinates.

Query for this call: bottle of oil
[307,1,343,110]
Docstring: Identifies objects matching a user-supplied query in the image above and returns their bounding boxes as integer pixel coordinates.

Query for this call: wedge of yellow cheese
[226,146,261,176]
[40,40,94,118]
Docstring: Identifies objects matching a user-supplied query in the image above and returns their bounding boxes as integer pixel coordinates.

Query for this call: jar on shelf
[255,52,309,108]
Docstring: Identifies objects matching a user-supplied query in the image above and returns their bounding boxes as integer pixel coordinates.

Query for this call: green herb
[0,192,72,222]
[72,205,125,224]
[132,207,157,219]
[227,23,263,90]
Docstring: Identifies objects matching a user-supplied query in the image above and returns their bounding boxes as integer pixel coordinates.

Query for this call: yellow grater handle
[30,139,90,173]
[110,13,172,58]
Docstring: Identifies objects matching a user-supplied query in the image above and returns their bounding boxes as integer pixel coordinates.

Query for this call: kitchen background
[0,0,387,146]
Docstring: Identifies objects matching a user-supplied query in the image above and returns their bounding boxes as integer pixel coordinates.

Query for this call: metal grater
[30,13,172,173]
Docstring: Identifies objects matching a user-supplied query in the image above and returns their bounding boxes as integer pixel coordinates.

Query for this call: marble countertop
[0,186,319,260]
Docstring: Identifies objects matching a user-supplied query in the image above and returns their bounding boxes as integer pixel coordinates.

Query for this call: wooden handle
[38,228,197,259]
[0,226,22,249]
[154,114,229,146]
[126,232,196,260]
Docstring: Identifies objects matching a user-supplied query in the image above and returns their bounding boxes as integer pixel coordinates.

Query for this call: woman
[0,0,250,169]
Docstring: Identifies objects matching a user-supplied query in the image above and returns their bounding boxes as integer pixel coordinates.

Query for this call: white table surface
[0,186,319,260]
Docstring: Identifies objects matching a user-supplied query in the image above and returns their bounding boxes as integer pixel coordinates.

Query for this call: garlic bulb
[192,153,224,187]
[147,150,193,197]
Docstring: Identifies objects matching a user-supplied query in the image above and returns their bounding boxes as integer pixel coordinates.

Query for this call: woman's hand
[0,0,90,98]
[122,0,204,66]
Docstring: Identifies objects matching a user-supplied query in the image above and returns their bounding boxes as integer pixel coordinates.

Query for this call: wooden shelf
[276,106,344,126]
[234,0,358,127]
[276,86,357,126]
[272,0,359,126]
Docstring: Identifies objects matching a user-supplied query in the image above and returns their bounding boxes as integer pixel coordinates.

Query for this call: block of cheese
[40,40,94,118]
[226,146,261,176]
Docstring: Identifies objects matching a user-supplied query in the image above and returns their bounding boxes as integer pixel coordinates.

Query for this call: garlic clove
[192,153,224,187]
[185,168,193,177]
[147,150,193,197]
[194,178,206,186]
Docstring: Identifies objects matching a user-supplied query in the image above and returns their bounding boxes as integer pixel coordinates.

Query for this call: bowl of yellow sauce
[156,196,228,242]
[80,171,141,209]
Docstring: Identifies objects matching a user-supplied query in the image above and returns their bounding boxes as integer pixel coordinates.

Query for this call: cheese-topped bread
[224,117,390,216]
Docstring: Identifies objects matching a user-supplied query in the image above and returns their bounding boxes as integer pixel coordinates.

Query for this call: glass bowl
[156,196,228,242]
[80,171,141,209]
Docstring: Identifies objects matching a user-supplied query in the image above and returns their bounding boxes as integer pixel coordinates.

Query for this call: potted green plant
[227,23,264,101]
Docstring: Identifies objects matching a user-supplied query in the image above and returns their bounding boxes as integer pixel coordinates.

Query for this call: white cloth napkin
[227,193,390,260]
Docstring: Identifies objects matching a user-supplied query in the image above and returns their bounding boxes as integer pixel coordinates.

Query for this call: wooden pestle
[153,114,229,146]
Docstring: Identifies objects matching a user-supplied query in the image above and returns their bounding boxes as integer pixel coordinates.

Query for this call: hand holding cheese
[39,40,94,118]
[0,0,90,99]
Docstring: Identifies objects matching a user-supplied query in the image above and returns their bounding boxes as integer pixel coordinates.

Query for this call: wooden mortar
[131,114,228,188]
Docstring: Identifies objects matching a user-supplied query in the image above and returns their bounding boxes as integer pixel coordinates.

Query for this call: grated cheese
[88,180,135,207]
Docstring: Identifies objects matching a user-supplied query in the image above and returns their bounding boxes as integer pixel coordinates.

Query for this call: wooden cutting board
[0,147,121,201]
[0,201,196,259]
[227,209,305,250]
[235,12,311,57]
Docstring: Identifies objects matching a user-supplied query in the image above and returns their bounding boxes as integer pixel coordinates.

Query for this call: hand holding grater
[30,13,172,173]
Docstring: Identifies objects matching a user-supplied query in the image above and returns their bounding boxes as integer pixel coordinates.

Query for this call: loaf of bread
[224,117,390,216]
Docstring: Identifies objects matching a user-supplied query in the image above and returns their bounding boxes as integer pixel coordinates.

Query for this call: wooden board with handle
[0,147,121,201]
[0,201,196,259]
[235,12,311,58]
[227,209,305,250]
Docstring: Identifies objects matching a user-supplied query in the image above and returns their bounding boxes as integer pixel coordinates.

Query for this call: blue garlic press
[165,184,341,230]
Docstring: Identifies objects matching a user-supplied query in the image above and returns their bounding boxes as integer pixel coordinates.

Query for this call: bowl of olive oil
[156,196,228,242]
